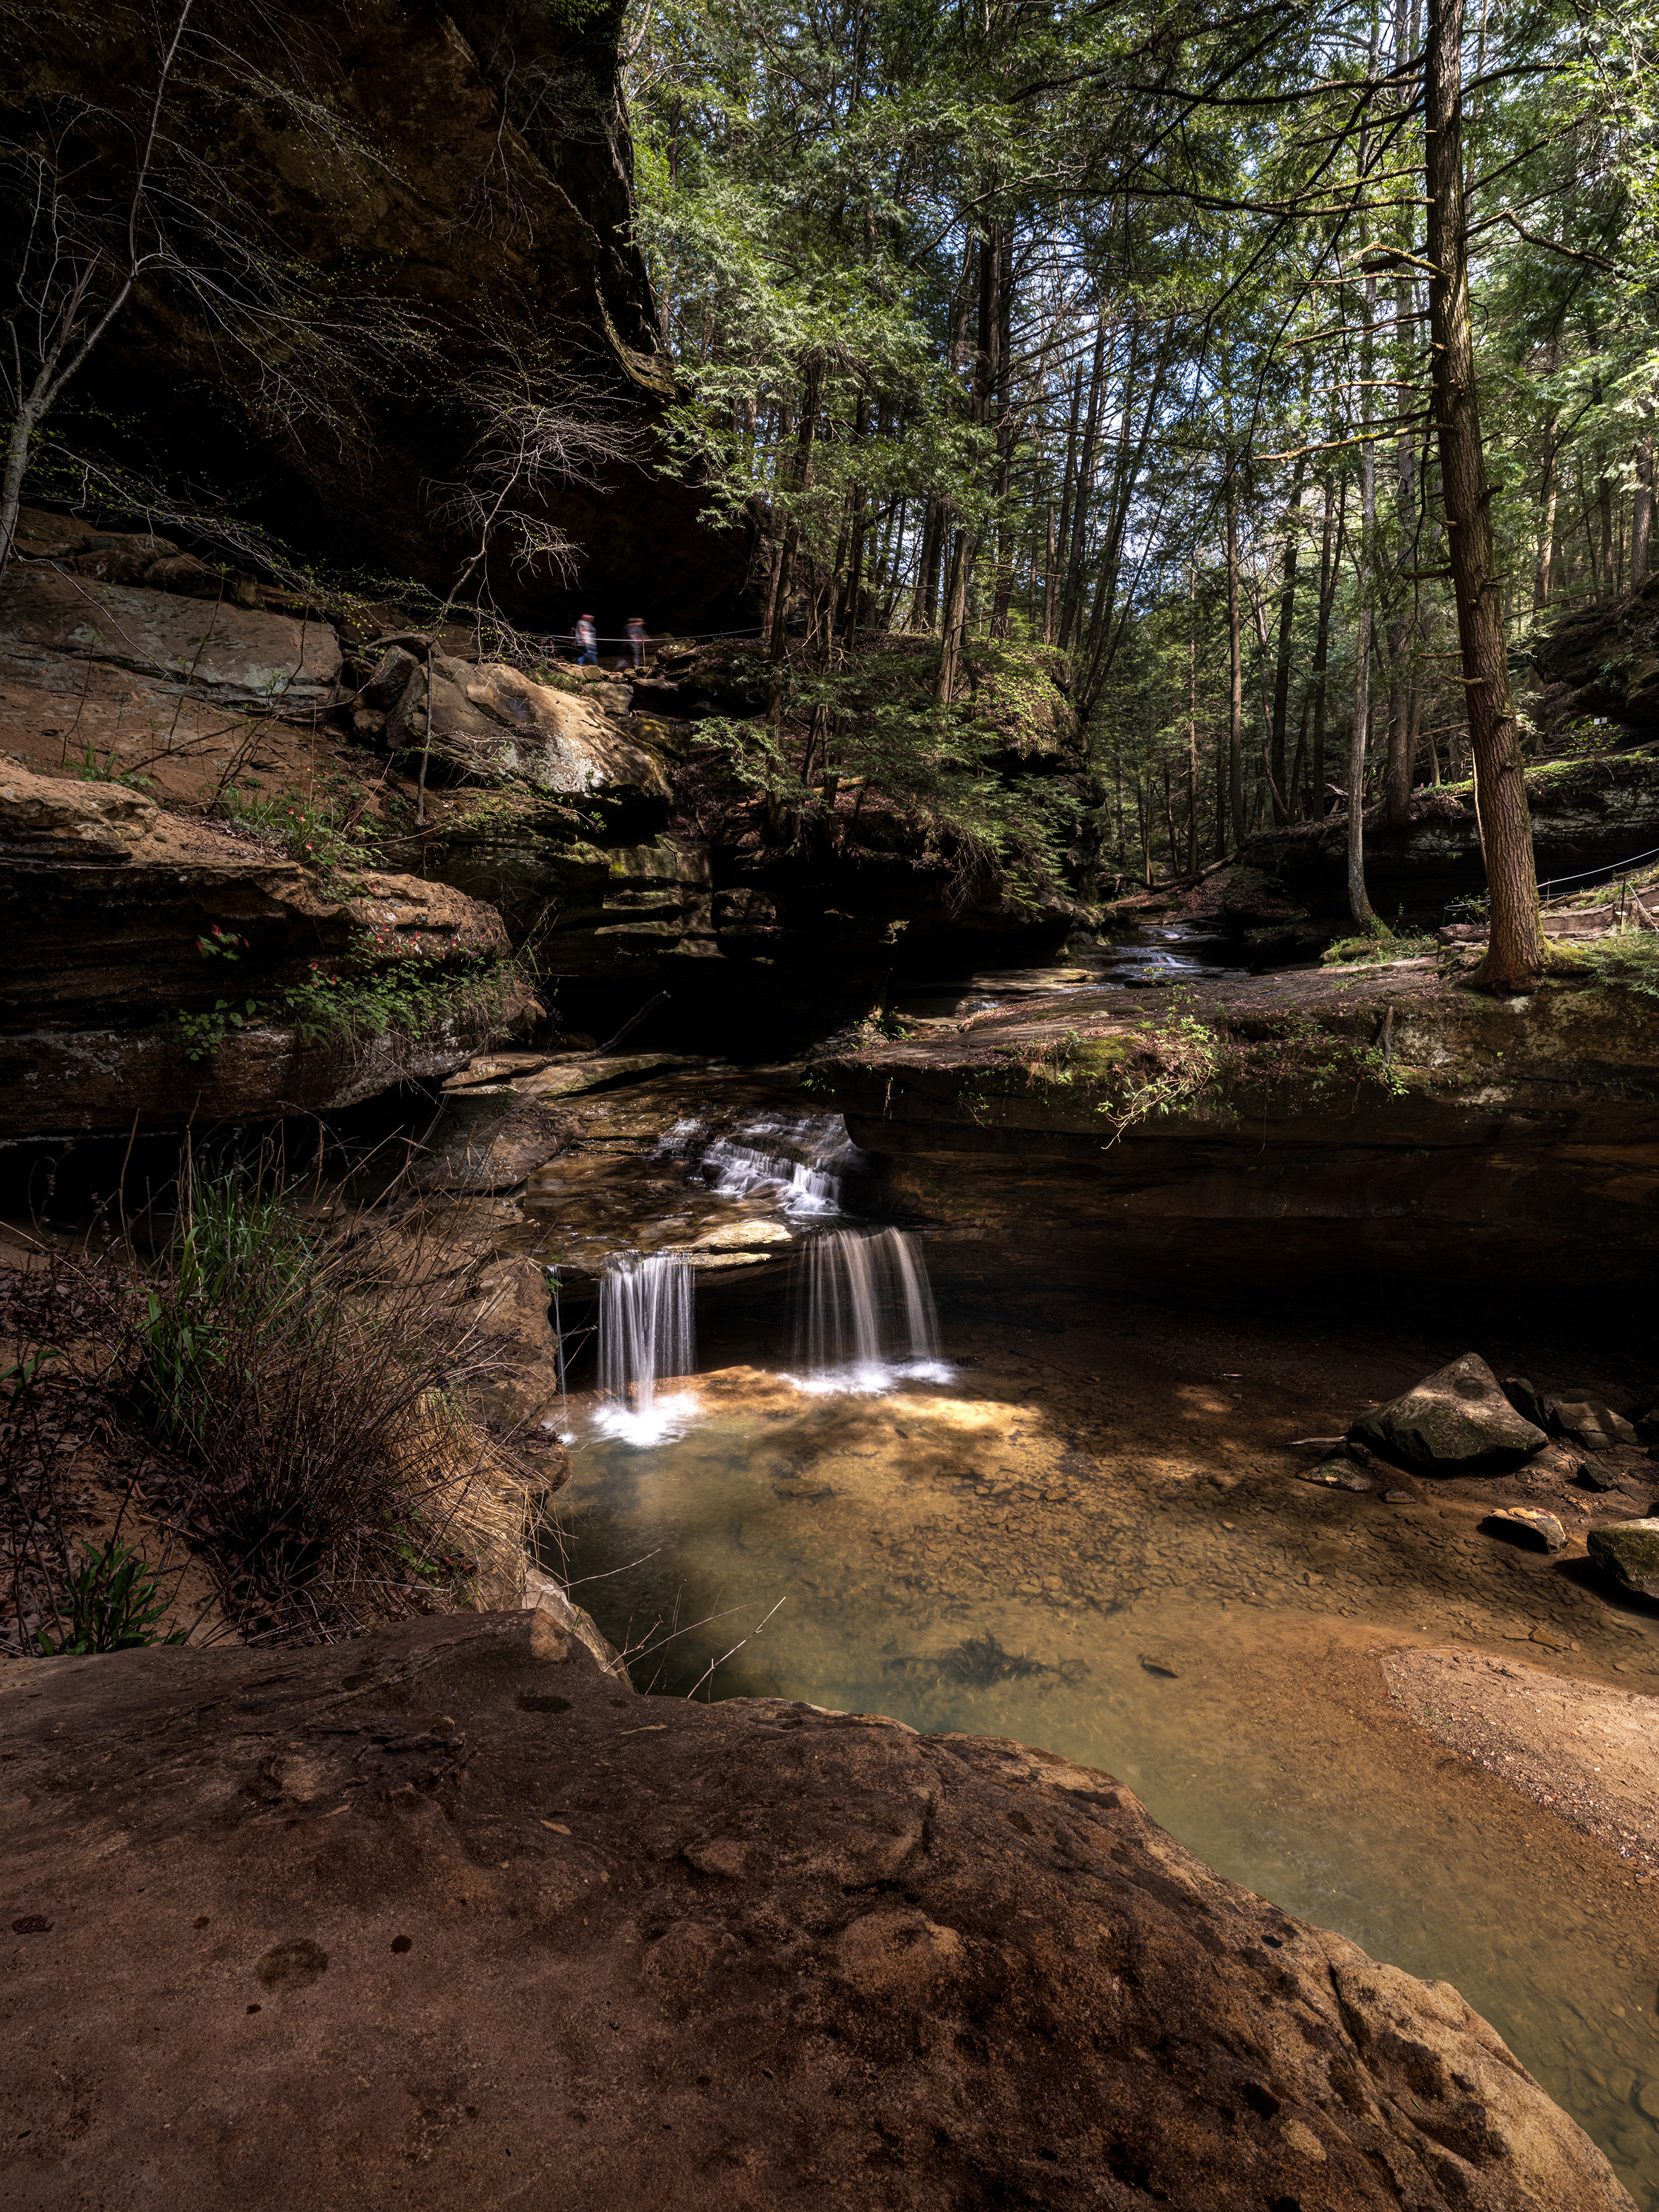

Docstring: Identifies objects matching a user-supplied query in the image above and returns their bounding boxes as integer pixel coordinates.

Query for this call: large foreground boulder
[1352,1354,1548,1472]
[0,1608,1629,2211]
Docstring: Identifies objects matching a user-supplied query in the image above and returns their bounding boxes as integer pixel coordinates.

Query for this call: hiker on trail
[626,615,647,671]
[575,612,598,666]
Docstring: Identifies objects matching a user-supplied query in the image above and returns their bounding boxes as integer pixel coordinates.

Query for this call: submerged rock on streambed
[0,1608,1633,2211]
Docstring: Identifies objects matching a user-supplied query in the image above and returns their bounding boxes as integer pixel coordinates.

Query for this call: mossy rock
[1587,1519,1659,1600]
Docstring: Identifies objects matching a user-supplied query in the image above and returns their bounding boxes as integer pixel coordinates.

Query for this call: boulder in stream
[0,1607,1632,2212]
[1588,1519,1659,1601]
[1352,1354,1548,1472]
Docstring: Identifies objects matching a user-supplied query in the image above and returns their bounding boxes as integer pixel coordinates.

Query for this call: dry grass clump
[3,1166,552,1652]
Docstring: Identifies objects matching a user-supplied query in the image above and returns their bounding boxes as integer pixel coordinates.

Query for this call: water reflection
[553,1367,1659,2206]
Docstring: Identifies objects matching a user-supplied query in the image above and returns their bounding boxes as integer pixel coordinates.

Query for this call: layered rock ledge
[0,763,530,1136]
[815,959,1659,1286]
[0,1606,1631,2210]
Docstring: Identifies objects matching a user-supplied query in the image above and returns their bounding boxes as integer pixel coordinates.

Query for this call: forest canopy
[621,0,1659,981]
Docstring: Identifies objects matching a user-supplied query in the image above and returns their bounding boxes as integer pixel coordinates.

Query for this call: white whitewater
[595,1251,697,1445]
[655,1112,868,1217]
[794,1227,948,1394]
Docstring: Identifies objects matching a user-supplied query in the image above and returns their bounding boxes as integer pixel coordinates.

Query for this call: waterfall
[595,1252,696,1443]
[794,1228,946,1392]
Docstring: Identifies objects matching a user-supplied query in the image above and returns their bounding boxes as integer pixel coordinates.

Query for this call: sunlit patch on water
[787,1357,956,1396]
[588,1389,702,1449]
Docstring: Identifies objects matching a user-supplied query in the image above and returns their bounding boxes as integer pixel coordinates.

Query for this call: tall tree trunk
[1427,0,1542,986]
[1311,473,1341,816]
[1289,691,1310,821]
[1225,460,1246,851]
[767,357,822,732]
[1059,315,1111,650]
[1268,451,1307,825]
[908,492,944,631]
[1047,364,1085,643]
[1162,764,1179,877]
[1534,412,1559,613]
[1348,265,1378,929]
[844,396,870,652]
[1187,559,1201,870]
[1634,408,1655,584]
[1383,288,1420,829]
[935,525,974,703]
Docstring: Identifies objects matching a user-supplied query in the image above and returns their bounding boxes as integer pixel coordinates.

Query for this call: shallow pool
[550,1365,1659,2204]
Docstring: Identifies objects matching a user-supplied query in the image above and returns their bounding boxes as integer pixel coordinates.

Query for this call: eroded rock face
[0,762,528,1136]
[20,1,745,626]
[1226,757,1659,920]
[1353,1356,1549,1473]
[0,1609,1631,2211]
[814,964,1659,1289]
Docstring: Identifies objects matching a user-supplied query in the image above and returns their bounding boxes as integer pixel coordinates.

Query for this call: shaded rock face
[1352,1356,1549,1473]
[0,568,341,718]
[18,1,744,629]
[0,763,528,1136]
[1224,758,1659,921]
[1529,569,1659,744]
[0,1609,1631,2211]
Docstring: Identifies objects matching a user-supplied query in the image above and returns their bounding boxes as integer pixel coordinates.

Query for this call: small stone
[1384,1489,1412,1503]
[1529,1624,1571,1652]
[1352,1353,1547,1472]
[1588,1520,1659,1601]
[1484,1508,1567,1553]
[1139,1654,1179,1677]
[1575,1461,1624,1493]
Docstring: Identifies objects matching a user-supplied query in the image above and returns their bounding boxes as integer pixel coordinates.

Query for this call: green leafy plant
[127,1169,529,1640]
[36,1537,185,1654]
[218,780,379,883]
[1093,1012,1224,1143]
[175,998,261,1060]
[78,746,155,790]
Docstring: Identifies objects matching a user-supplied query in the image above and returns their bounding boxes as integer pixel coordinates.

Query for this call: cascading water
[655,1112,868,1217]
[595,1251,697,1444]
[794,1227,948,1392]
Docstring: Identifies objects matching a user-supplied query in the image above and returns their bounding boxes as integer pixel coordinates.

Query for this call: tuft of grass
[36,1537,185,1654]
[126,1167,538,1642]
[1322,925,1438,965]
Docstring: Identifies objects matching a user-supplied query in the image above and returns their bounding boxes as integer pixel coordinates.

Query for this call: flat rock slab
[0,1610,1630,2211]
[1353,1354,1548,1472]
[0,567,341,710]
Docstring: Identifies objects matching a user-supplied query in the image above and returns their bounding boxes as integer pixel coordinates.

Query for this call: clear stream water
[554,1227,1659,2204]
